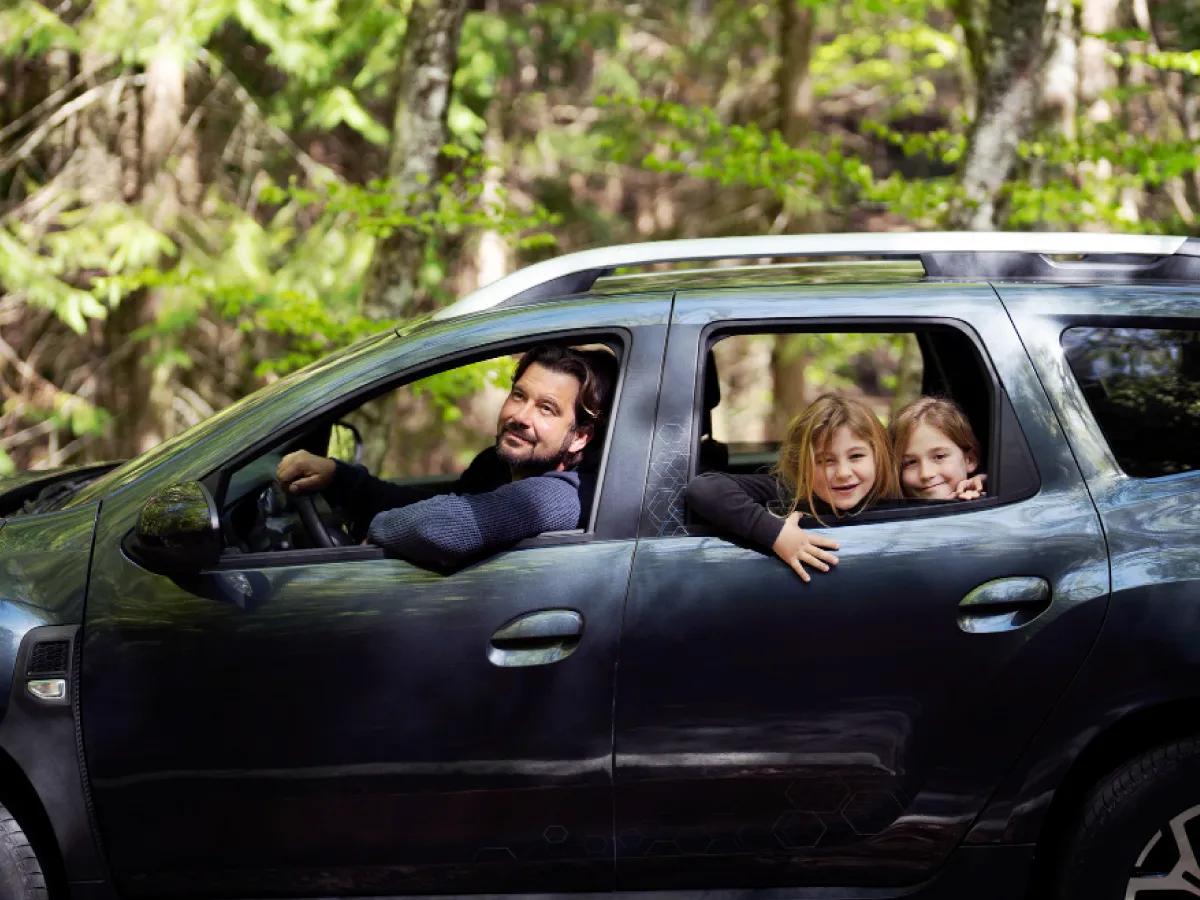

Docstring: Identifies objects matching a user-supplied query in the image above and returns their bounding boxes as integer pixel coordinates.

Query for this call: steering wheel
[275,480,342,549]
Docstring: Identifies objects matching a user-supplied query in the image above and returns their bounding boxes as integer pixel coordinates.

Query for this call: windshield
[63,329,398,509]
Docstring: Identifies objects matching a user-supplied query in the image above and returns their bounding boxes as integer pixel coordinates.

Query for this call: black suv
[0,233,1198,900]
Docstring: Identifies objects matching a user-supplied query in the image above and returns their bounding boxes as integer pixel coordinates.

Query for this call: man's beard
[495,422,577,476]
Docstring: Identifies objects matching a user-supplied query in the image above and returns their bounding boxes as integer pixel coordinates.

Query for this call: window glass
[1062,327,1200,478]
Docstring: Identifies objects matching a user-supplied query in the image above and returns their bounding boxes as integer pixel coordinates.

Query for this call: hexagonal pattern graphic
[543,825,568,844]
[840,790,905,836]
[618,827,646,855]
[584,834,609,857]
[785,777,850,813]
[773,810,826,850]
[703,817,740,855]
[646,423,691,536]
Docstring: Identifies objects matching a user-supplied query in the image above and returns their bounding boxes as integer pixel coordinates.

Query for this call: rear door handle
[488,609,583,667]
[957,577,1051,633]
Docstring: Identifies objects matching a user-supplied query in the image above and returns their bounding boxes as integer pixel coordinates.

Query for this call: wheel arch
[1026,697,1200,896]
[0,744,66,898]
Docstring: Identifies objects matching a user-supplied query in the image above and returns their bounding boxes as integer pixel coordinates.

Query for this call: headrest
[703,351,721,411]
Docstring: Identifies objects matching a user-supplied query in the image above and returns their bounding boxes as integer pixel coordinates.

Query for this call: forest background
[1,0,1197,473]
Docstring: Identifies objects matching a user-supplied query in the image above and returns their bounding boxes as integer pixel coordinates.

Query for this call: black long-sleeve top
[686,471,916,550]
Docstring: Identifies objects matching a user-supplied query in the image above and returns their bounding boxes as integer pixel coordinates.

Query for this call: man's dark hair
[513,344,618,469]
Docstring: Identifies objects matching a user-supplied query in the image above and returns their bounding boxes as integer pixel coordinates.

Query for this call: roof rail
[432,232,1200,321]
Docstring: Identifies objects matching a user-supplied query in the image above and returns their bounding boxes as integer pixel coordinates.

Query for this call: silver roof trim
[433,232,1190,321]
[592,258,919,285]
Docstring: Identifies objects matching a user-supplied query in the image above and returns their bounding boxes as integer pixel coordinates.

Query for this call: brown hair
[512,344,618,469]
[773,393,898,521]
[888,396,981,495]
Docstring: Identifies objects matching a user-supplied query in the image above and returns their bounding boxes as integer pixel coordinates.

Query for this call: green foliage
[597,4,1200,237]
[0,227,108,334]
[305,87,389,144]
[3,0,1198,471]
[813,9,956,119]
[2,392,112,441]
[0,1,79,56]
[410,356,516,424]
[777,332,912,400]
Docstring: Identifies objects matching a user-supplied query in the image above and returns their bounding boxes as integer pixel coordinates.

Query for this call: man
[276,344,617,568]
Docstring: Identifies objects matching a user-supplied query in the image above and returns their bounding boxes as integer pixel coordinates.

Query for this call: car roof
[429,232,1200,324]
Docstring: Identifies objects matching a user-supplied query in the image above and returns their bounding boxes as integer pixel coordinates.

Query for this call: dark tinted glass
[1062,327,1200,477]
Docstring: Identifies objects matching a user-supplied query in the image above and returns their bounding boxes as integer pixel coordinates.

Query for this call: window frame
[204,327,632,569]
[685,316,1041,530]
[1059,318,1200,482]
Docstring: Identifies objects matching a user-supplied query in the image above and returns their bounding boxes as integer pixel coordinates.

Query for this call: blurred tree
[361,0,470,319]
[946,0,1055,229]
[0,0,1196,472]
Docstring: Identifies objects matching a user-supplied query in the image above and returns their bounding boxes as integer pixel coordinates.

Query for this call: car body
[0,232,1198,900]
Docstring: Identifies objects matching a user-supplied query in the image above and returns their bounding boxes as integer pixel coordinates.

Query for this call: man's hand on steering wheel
[277,450,336,494]
[275,451,350,549]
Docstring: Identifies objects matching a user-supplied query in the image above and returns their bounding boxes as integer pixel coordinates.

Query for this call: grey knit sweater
[329,447,593,568]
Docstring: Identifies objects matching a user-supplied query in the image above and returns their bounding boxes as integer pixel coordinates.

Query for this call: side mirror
[126,482,222,575]
[327,421,364,465]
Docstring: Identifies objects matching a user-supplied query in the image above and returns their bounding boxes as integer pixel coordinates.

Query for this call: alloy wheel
[1126,804,1200,898]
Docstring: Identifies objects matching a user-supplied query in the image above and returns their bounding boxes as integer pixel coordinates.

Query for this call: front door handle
[488,610,583,667]
[957,577,1052,633]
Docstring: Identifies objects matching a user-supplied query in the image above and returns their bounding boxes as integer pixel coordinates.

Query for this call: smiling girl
[888,397,987,501]
[686,394,900,581]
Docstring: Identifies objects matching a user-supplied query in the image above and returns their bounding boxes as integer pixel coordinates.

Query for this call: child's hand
[954,474,987,500]
[772,512,840,582]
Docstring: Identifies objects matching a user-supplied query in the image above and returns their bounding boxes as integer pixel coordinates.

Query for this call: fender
[0,502,114,897]
[967,578,1200,848]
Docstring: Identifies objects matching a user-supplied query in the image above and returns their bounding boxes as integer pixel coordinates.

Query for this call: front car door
[78,295,670,897]
[614,282,1109,889]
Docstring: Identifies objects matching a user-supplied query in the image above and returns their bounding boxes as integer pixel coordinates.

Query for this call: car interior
[693,326,1040,521]
[216,337,624,556]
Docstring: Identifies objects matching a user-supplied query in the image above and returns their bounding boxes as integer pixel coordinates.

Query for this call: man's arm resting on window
[367,471,583,568]
[328,460,459,528]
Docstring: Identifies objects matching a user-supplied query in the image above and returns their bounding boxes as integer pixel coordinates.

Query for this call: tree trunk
[1041,0,1078,142]
[771,2,819,417]
[771,336,810,437]
[102,37,195,457]
[777,0,816,145]
[891,334,923,416]
[470,105,510,291]
[948,0,1055,230]
[361,0,469,321]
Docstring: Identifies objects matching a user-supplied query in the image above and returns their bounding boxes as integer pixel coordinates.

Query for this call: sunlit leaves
[306,86,389,144]
[0,1,79,57]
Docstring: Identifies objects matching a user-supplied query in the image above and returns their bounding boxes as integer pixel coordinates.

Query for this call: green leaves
[0,1,79,57]
[307,86,390,144]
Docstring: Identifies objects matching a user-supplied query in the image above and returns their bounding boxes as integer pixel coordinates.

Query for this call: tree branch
[196,49,339,185]
[0,77,128,178]
[0,65,112,146]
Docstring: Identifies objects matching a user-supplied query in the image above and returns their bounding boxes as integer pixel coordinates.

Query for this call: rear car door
[613,282,1109,889]
[993,285,1200,771]
[79,296,669,898]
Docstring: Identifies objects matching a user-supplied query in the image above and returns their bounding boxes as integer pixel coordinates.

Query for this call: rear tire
[1057,736,1200,899]
[0,802,47,900]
